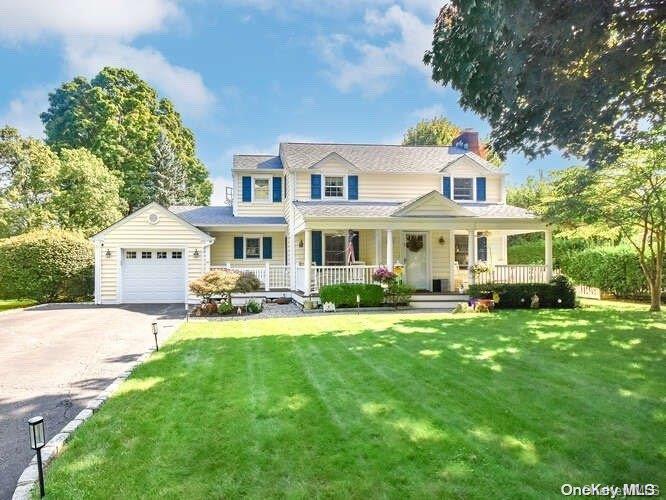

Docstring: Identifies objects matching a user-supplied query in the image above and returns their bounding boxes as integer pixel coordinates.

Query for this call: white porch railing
[313,265,380,292]
[210,264,290,291]
[475,265,549,284]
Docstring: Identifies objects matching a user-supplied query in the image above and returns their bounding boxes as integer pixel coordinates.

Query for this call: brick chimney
[453,128,486,158]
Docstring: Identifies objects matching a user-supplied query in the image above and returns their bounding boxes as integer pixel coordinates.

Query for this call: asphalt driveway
[0,303,185,500]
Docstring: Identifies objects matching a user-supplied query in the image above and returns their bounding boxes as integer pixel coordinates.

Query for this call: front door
[404,232,428,290]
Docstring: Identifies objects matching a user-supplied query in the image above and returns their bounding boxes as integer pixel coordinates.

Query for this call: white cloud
[0,0,215,118]
[0,86,50,137]
[64,40,216,116]
[318,5,433,94]
[410,103,444,121]
[0,0,181,43]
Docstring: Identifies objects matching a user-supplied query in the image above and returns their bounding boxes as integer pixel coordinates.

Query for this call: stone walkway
[190,301,304,321]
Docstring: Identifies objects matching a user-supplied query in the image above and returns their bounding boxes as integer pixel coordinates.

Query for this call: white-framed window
[156,251,167,259]
[126,251,137,259]
[171,251,182,259]
[324,176,344,198]
[453,177,474,200]
[141,251,152,259]
[244,235,261,259]
[253,178,270,201]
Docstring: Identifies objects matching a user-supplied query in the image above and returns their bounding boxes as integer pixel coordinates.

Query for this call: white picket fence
[475,265,550,284]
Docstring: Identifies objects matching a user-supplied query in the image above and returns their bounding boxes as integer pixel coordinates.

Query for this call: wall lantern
[105,249,111,258]
[298,239,304,248]
[193,249,200,258]
[152,322,159,351]
[28,416,46,497]
[438,236,445,245]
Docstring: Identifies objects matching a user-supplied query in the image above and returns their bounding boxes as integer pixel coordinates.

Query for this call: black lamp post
[152,322,159,351]
[28,416,46,498]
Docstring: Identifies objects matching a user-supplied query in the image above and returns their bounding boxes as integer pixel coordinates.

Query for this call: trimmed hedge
[469,275,576,309]
[0,229,93,303]
[558,245,653,298]
[507,235,590,266]
[319,283,384,308]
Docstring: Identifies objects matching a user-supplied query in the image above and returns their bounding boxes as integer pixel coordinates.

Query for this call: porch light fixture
[193,249,200,258]
[152,322,159,351]
[298,239,303,248]
[28,416,46,498]
[438,236,445,245]
[105,249,111,258]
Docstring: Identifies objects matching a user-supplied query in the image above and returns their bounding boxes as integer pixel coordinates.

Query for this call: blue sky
[0,0,573,203]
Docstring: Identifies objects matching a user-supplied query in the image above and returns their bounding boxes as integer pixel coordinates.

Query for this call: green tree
[41,67,212,210]
[402,116,502,165]
[0,126,60,237]
[507,171,550,213]
[542,126,665,311]
[51,148,126,235]
[424,1,664,165]
[147,132,190,206]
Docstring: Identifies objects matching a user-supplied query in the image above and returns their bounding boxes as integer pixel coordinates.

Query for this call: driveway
[0,303,184,500]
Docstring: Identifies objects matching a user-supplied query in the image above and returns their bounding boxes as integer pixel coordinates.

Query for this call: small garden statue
[323,301,336,312]
[530,293,540,309]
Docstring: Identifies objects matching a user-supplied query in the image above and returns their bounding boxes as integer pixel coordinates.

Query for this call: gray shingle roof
[279,143,500,174]
[293,201,536,219]
[169,206,286,226]
[233,155,283,170]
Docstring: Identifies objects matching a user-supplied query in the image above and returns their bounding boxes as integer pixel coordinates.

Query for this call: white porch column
[375,229,382,265]
[386,229,394,271]
[545,228,553,282]
[468,229,477,285]
[304,229,312,295]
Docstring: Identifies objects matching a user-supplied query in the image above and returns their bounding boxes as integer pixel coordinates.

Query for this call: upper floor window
[254,178,270,201]
[453,178,473,200]
[324,176,344,198]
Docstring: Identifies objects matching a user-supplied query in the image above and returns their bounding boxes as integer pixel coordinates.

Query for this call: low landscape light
[28,416,46,497]
[152,322,159,351]
[356,294,360,314]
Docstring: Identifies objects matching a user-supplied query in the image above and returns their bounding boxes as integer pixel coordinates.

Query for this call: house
[91,130,552,305]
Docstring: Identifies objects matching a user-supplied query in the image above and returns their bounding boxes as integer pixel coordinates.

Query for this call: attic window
[453,178,473,200]
[148,213,160,224]
[324,176,344,198]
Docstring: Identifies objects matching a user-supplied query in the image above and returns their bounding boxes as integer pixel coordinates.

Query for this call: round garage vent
[148,213,160,225]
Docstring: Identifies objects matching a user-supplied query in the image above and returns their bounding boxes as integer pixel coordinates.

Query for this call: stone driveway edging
[11,336,168,499]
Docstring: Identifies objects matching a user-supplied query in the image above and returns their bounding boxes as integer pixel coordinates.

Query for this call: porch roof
[169,205,286,226]
[292,200,537,219]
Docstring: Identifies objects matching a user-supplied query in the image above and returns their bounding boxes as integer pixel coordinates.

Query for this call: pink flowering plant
[372,266,398,285]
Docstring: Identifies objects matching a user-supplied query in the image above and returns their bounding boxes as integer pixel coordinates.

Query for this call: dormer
[307,152,359,201]
[232,155,285,216]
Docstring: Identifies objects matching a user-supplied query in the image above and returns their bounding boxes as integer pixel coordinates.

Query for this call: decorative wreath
[406,235,424,252]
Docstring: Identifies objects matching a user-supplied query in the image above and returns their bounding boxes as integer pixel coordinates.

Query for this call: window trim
[322,175,346,200]
[243,234,263,260]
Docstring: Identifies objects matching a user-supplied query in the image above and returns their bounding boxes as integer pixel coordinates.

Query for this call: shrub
[246,299,263,313]
[468,275,576,309]
[235,272,261,293]
[218,301,234,315]
[558,245,652,298]
[189,269,240,303]
[385,282,414,308]
[0,229,93,303]
[507,236,590,266]
[319,283,384,307]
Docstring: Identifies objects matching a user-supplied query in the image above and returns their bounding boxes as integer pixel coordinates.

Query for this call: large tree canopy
[41,67,212,210]
[0,126,125,237]
[424,1,664,166]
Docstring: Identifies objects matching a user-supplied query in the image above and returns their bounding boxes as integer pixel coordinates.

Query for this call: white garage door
[121,249,186,303]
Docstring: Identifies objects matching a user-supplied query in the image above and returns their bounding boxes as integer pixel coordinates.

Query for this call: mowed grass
[44,303,665,499]
[0,298,35,312]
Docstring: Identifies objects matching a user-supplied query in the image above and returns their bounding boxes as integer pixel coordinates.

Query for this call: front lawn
[0,298,35,312]
[44,303,665,498]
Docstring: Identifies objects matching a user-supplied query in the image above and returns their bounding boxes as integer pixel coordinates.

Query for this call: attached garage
[91,203,215,305]
[121,249,186,303]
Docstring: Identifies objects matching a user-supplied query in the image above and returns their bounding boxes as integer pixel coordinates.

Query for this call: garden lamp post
[152,322,159,351]
[28,416,46,498]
